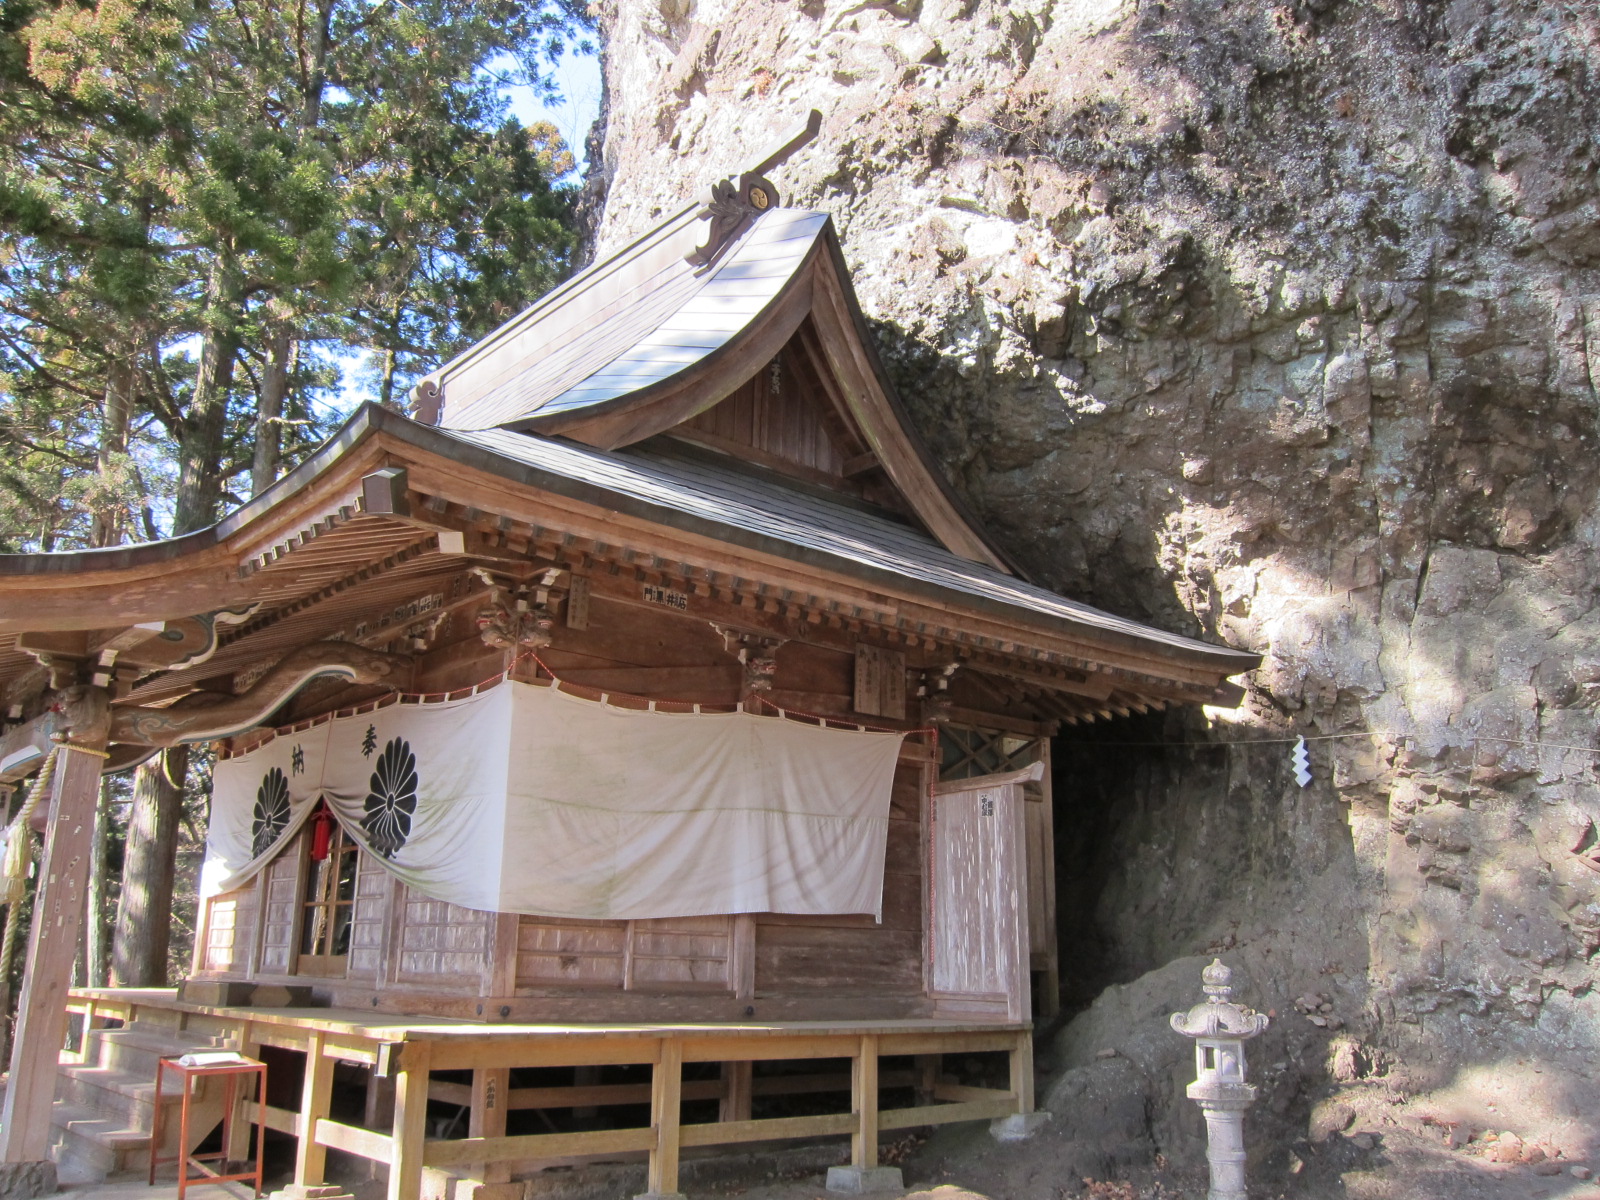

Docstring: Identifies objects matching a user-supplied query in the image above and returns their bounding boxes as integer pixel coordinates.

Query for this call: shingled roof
[0,135,1258,724]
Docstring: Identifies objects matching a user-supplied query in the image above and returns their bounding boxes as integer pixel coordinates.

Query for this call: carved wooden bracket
[712,624,786,694]
[917,662,961,724]
[475,567,564,652]
[44,685,112,746]
[108,642,410,747]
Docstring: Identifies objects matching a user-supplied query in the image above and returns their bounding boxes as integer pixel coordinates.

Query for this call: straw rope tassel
[1,749,57,908]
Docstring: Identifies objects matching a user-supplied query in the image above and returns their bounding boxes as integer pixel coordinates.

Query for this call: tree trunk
[111,746,187,988]
[83,779,112,987]
[252,329,292,496]
[172,259,238,537]
[90,359,133,548]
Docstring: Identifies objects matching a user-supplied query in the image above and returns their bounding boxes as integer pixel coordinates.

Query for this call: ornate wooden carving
[108,642,409,746]
[684,110,822,269]
[685,172,782,269]
[712,624,786,694]
[476,568,564,652]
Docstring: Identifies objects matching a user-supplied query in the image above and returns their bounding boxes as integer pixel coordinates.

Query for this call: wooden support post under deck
[850,1034,880,1170]
[718,1060,753,1123]
[1010,1031,1034,1114]
[226,1021,263,1162]
[469,1067,511,1184]
[0,739,105,1163]
[295,1031,335,1186]
[388,1042,432,1200]
[645,1038,683,1198]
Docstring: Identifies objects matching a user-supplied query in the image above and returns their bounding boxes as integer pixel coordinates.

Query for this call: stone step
[86,1023,230,1077]
[48,1097,151,1183]
[54,1062,183,1130]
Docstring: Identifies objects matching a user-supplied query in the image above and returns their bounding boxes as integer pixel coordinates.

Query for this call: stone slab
[825,1166,904,1193]
[989,1111,1053,1142]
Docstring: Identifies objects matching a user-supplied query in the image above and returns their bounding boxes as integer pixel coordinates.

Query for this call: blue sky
[504,49,605,177]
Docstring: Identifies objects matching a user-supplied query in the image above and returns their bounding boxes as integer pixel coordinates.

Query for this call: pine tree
[1,0,588,985]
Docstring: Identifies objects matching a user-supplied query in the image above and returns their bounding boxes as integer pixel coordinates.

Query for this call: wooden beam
[731,914,755,1001]
[387,1040,431,1200]
[419,1126,654,1169]
[877,1097,1017,1131]
[315,1118,394,1165]
[294,1032,335,1186]
[647,1038,683,1198]
[242,1101,302,1137]
[0,739,105,1163]
[930,705,1057,739]
[1010,1031,1035,1114]
[851,1035,880,1170]
[679,1111,853,1148]
[469,1067,512,1183]
[719,1061,753,1124]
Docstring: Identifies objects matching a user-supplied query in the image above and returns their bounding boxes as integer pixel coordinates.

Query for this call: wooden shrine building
[0,117,1257,1198]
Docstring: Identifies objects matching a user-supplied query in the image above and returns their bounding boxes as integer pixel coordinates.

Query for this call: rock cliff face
[587,0,1600,1174]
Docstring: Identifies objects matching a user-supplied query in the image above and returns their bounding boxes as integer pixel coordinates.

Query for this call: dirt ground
[693,1106,1600,1200]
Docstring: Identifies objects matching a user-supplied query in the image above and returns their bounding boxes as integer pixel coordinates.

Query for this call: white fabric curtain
[203,682,905,920]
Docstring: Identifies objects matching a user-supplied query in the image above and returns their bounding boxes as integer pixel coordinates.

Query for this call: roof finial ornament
[686,109,822,270]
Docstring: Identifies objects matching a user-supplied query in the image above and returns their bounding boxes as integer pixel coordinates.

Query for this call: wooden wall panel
[679,355,851,479]
[398,895,491,982]
[347,854,392,977]
[628,916,731,990]
[202,893,244,974]
[753,759,926,997]
[755,925,923,994]
[516,916,627,988]
[258,848,301,975]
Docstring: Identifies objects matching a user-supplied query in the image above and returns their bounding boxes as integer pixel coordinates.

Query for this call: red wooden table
[148,1055,267,1199]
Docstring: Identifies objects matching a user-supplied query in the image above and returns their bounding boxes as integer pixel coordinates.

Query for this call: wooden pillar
[718,1060,752,1123]
[364,1070,397,1182]
[730,914,755,1000]
[645,1038,682,1198]
[226,1021,263,1162]
[913,1054,940,1106]
[572,1065,602,1119]
[0,739,105,1163]
[1036,740,1060,1021]
[850,1034,880,1170]
[388,1043,432,1200]
[295,1032,334,1185]
[1010,1030,1034,1114]
[469,1067,510,1184]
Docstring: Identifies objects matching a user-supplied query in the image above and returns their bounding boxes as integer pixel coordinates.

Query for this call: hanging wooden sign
[854,644,906,720]
[567,577,591,630]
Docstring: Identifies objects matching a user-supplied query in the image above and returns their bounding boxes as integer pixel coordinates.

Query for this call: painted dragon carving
[110,642,411,747]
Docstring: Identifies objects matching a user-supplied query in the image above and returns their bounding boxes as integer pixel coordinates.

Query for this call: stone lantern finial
[1170,959,1269,1200]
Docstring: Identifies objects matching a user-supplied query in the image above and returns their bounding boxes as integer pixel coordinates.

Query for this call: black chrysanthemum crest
[361,737,418,859]
[252,766,291,857]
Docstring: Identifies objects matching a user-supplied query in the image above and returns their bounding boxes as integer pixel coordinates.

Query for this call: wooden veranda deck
[65,989,1034,1199]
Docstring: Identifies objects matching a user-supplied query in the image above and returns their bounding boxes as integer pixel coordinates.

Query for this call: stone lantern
[1170,959,1269,1200]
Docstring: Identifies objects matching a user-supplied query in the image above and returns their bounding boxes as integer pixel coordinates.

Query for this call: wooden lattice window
[298,813,359,976]
[939,725,1044,781]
